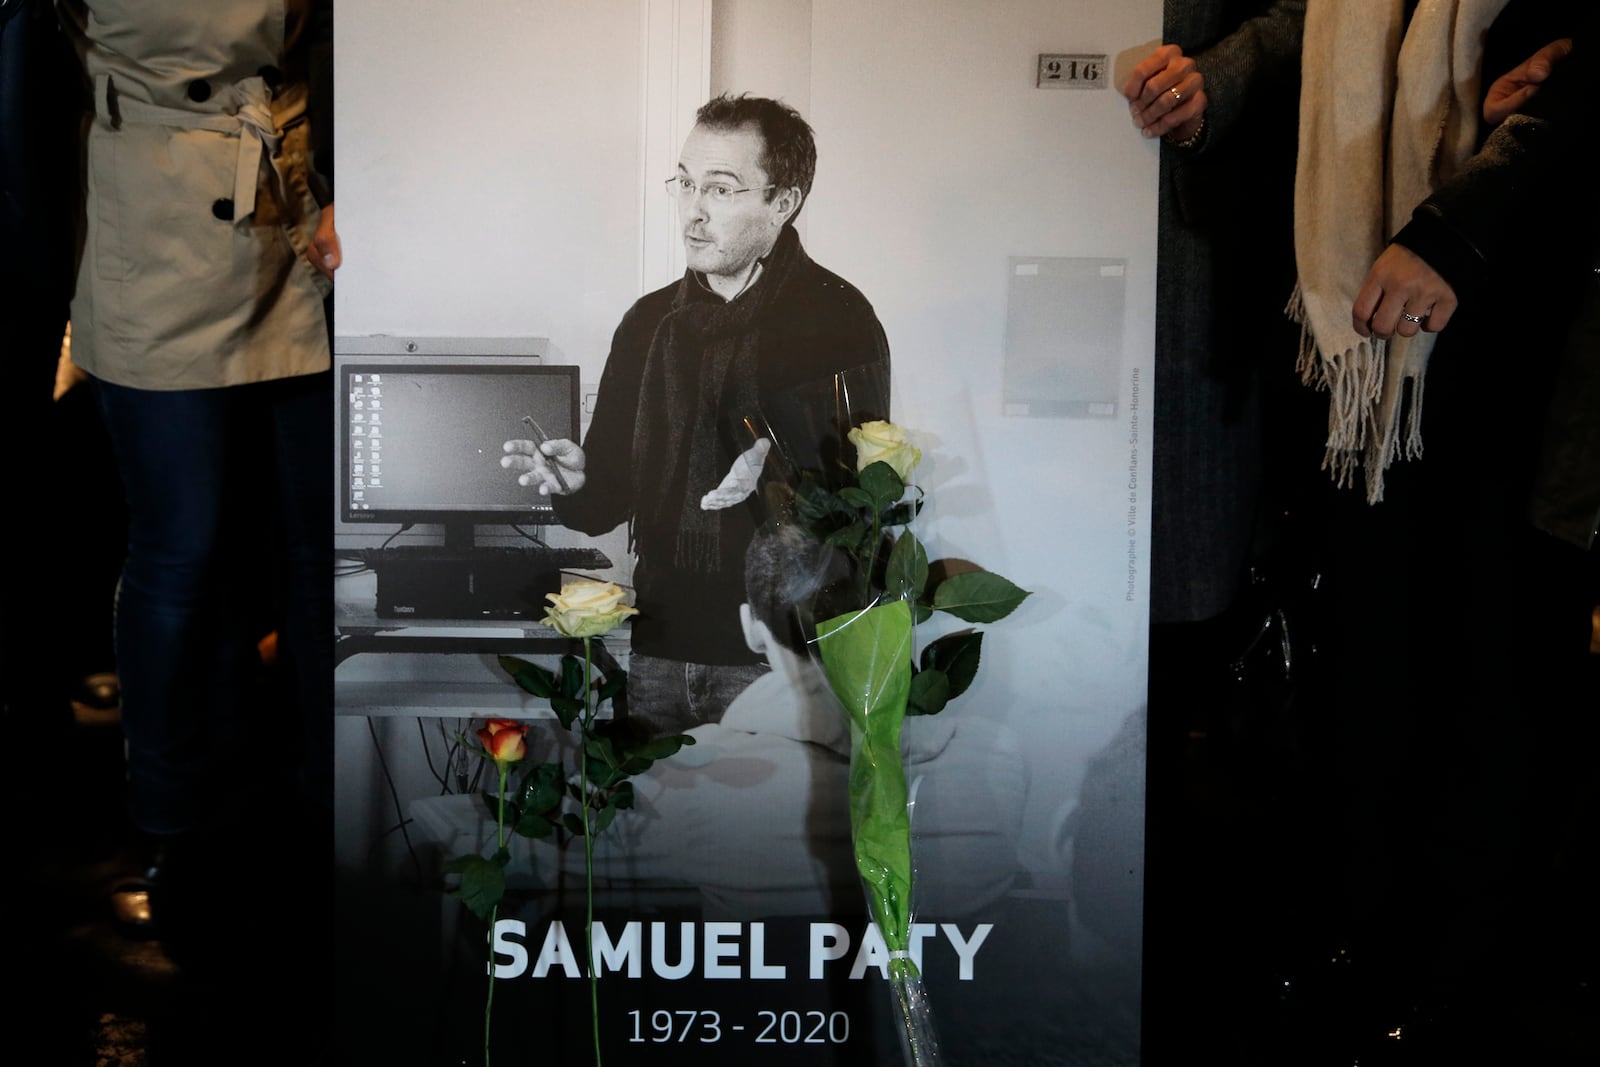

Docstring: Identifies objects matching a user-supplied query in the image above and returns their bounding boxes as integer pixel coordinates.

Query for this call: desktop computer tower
[374,552,561,620]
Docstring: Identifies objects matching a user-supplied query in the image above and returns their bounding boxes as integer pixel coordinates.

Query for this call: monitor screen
[339,359,580,536]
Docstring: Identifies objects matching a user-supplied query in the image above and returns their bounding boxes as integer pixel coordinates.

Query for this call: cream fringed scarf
[1287,0,1508,502]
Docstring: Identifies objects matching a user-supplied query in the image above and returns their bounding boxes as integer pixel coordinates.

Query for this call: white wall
[710,0,814,121]
[338,0,648,361]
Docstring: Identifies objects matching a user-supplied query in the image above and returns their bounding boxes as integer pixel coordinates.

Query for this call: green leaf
[444,852,503,875]
[586,761,623,791]
[515,762,565,815]
[583,743,627,787]
[513,811,557,839]
[560,655,586,700]
[838,486,875,510]
[594,803,618,834]
[596,669,627,704]
[561,812,585,836]
[824,522,870,553]
[609,780,636,810]
[615,759,647,778]
[443,853,506,920]
[794,476,849,521]
[931,570,1031,624]
[884,530,928,601]
[920,629,984,701]
[792,479,826,507]
[858,461,905,511]
[480,789,521,827]
[584,735,620,768]
[621,733,695,762]
[550,695,584,729]
[498,655,557,698]
[907,667,951,716]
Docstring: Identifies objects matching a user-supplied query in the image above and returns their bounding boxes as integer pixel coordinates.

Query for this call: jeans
[625,653,768,737]
[97,371,332,835]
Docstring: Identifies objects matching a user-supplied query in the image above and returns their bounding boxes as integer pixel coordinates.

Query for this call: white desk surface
[335,569,631,718]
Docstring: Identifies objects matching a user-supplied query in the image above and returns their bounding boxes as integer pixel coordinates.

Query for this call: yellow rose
[476,718,529,765]
[542,579,639,638]
[848,420,922,482]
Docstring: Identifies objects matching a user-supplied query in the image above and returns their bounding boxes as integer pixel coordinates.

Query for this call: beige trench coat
[58,0,331,390]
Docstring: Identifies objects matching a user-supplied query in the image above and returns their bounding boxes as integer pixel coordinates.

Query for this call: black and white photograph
[332,2,1157,1063]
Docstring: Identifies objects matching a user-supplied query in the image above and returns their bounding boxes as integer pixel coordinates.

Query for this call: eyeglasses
[664,175,776,204]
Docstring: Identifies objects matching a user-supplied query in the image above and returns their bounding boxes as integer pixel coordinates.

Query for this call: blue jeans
[97,372,332,835]
[625,654,768,737]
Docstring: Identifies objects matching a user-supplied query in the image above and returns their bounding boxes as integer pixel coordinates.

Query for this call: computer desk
[334,563,633,877]
[334,566,629,720]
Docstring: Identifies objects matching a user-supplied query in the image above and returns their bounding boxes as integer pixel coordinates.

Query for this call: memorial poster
[334,3,1159,1063]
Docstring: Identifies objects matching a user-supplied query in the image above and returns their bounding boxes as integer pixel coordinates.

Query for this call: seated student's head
[739,522,852,663]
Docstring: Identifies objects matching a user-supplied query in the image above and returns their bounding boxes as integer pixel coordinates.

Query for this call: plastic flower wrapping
[753,369,1031,1066]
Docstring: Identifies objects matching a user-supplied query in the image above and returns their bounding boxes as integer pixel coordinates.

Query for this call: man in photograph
[503,92,891,737]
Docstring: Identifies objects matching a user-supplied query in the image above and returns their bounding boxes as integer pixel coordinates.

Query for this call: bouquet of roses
[776,416,1030,1066]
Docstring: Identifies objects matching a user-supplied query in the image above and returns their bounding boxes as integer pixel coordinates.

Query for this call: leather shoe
[107,831,214,960]
[108,838,165,940]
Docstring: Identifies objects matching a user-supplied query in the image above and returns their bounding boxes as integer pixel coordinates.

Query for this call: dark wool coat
[1391,1,1596,550]
[1148,0,1308,625]
[556,225,891,666]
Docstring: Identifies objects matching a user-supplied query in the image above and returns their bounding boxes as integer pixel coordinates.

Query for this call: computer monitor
[338,354,581,549]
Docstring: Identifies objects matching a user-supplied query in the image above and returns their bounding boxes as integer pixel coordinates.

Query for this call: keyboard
[365,544,614,571]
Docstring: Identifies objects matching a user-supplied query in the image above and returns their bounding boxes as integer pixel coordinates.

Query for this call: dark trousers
[97,370,333,835]
[1310,338,1599,1008]
[626,653,768,737]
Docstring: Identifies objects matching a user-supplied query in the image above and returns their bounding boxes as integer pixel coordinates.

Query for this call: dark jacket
[308,0,332,199]
[1390,2,1595,550]
[556,225,891,664]
[1149,0,1307,624]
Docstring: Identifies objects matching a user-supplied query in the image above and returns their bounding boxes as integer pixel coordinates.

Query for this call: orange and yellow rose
[476,718,529,764]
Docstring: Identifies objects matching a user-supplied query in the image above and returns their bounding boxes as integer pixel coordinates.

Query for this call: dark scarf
[630,225,808,574]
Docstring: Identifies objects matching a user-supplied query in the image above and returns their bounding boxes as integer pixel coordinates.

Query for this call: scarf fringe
[1401,376,1425,463]
[1333,371,1426,506]
[675,527,721,575]
[1365,374,1424,499]
[1286,282,1318,384]
[1287,278,1406,501]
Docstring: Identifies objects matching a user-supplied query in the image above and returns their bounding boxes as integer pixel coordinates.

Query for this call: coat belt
[95,72,282,222]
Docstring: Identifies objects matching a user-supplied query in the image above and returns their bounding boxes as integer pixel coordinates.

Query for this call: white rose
[848,420,922,482]
[543,580,638,638]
